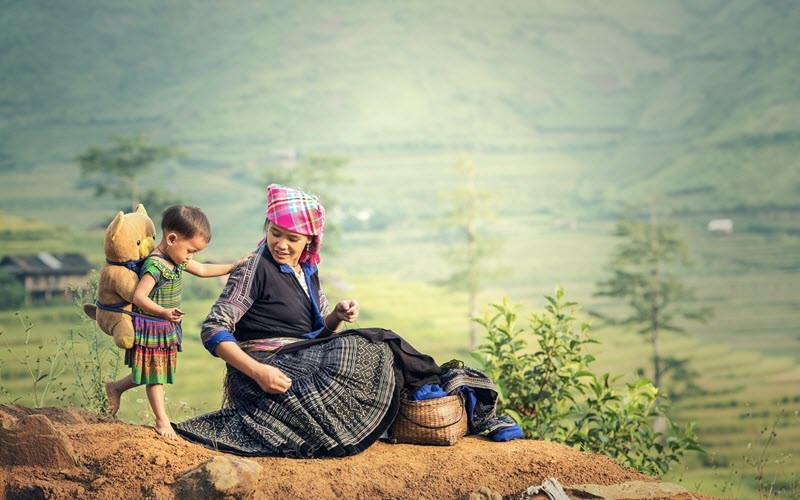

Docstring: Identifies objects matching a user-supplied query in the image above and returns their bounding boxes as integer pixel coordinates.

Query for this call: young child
[105,204,245,439]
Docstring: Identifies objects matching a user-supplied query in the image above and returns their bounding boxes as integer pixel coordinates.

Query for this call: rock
[516,477,570,500]
[565,480,692,499]
[467,486,503,500]
[175,456,262,499]
[0,414,78,468]
[3,484,46,500]
[30,407,86,425]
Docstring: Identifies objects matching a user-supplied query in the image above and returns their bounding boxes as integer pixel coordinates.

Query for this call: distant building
[707,219,734,234]
[552,218,578,231]
[0,252,93,304]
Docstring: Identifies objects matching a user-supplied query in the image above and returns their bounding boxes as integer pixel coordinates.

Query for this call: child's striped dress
[125,256,186,385]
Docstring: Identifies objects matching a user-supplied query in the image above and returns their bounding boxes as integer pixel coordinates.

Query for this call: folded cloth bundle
[412,384,448,400]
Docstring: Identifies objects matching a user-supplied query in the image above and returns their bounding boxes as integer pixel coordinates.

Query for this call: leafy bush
[472,287,702,476]
[0,271,25,310]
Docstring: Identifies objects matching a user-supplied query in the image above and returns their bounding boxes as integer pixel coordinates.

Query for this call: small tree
[262,153,349,252]
[595,207,711,392]
[437,157,500,348]
[77,135,180,212]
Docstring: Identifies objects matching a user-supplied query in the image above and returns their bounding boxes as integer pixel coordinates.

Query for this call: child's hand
[161,307,184,323]
[230,253,253,272]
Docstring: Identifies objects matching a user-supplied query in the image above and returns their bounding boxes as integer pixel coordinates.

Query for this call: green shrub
[472,287,702,476]
[0,271,25,310]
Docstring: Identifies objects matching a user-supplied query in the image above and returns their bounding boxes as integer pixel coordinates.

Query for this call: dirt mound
[0,406,714,499]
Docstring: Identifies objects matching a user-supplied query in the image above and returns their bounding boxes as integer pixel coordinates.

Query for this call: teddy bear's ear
[135,204,148,216]
[110,211,125,242]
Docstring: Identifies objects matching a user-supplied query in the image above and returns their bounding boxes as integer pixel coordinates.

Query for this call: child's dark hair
[161,205,212,243]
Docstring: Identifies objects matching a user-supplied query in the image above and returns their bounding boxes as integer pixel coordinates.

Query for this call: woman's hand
[213,342,292,394]
[334,299,360,323]
[251,364,292,394]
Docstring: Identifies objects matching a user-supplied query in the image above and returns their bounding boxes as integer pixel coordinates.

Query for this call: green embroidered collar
[149,258,187,280]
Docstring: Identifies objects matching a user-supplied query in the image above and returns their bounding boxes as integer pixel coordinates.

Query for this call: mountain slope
[1,0,798,209]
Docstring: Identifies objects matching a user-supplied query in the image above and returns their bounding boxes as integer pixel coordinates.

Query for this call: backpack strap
[105,258,145,274]
[94,301,163,320]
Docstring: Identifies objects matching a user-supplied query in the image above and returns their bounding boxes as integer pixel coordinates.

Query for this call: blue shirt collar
[278,261,317,276]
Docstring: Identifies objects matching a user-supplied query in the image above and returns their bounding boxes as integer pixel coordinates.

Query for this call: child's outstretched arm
[184,254,251,278]
[132,274,184,322]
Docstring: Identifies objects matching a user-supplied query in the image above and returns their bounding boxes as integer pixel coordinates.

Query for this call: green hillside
[1,1,798,202]
[2,1,799,217]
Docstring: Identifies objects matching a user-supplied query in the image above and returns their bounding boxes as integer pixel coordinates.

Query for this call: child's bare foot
[105,381,121,416]
[155,419,177,439]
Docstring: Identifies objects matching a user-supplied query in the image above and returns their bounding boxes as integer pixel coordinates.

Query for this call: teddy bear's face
[103,204,157,262]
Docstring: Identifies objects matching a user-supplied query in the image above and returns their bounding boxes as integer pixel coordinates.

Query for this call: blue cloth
[488,424,524,442]
[458,384,522,441]
[460,386,477,427]
[412,384,447,401]
[205,330,237,356]
[440,367,519,439]
[303,326,326,339]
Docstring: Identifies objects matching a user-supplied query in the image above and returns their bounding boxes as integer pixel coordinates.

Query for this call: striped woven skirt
[125,316,180,385]
[173,334,397,457]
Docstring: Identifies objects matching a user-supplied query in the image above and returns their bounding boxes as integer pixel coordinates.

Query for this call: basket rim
[396,393,465,429]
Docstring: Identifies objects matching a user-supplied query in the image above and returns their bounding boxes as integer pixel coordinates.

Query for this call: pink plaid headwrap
[264,184,326,266]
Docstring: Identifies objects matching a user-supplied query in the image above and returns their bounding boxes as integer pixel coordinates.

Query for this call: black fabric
[352,328,442,391]
[261,328,442,391]
[233,247,321,341]
[174,335,398,457]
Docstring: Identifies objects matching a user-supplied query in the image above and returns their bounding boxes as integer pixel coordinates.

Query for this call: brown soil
[0,406,717,499]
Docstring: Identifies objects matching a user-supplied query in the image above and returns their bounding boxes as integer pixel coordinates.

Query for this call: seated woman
[174,184,515,457]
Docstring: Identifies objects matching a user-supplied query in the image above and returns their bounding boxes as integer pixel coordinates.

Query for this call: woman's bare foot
[155,418,177,439]
[105,381,121,416]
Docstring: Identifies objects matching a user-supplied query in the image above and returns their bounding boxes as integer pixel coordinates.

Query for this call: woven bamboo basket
[389,393,468,446]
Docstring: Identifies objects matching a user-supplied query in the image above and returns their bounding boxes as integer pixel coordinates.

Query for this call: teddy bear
[84,204,156,349]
